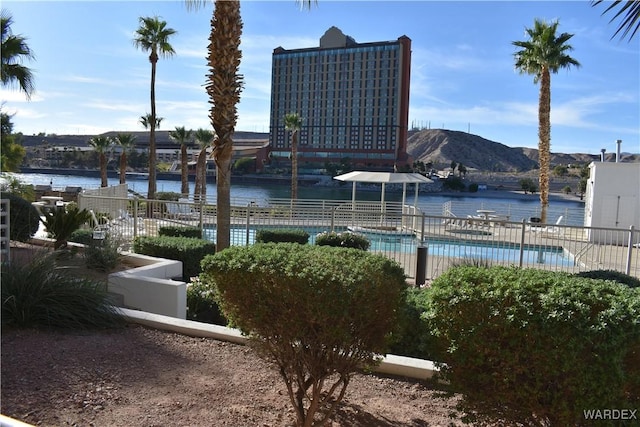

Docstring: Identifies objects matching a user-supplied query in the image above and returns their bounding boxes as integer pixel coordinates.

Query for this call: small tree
[519,177,538,194]
[201,244,406,427]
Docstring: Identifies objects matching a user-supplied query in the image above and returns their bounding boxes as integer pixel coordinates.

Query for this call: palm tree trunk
[148,61,157,202]
[208,0,243,251]
[181,145,189,196]
[291,132,298,200]
[100,153,108,187]
[538,68,551,224]
[215,148,232,250]
[119,153,127,184]
[194,148,207,202]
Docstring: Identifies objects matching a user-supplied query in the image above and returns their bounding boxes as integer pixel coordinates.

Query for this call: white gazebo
[333,171,433,210]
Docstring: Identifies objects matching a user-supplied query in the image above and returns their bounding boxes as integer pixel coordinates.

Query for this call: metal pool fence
[78,194,639,281]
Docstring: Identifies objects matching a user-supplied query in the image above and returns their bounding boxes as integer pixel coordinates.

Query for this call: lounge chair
[166,201,198,220]
[530,215,564,235]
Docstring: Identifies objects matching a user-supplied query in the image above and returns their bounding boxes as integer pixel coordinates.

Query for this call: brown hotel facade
[269,27,412,172]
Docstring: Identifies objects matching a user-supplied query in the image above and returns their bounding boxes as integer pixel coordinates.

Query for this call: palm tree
[284,113,302,200]
[513,19,580,223]
[1,10,35,99]
[592,0,640,41]
[87,136,113,187]
[169,126,193,196]
[139,113,164,131]
[114,133,137,184]
[133,16,176,201]
[185,0,243,251]
[185,0,314,250]
[193,127,215,202]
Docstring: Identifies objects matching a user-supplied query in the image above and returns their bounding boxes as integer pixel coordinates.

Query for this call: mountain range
[406,129,639,172]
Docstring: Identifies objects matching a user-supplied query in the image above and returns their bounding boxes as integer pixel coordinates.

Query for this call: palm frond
[592,0,640,41]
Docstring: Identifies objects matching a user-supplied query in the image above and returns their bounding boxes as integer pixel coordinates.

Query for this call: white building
[584,161,640,244]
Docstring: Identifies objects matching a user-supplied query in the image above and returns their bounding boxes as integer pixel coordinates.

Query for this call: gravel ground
[1,325,471,427]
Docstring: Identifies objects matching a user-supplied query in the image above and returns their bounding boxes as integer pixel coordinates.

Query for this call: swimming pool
[203,226,574,266]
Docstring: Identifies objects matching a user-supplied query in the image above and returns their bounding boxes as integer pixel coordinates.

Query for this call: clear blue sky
[2,0,639,155]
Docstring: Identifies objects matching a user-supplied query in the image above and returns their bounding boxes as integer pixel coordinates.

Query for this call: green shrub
[574,269,640,288]
[186,276,227,325]
[41,205,92,249]
[155,191,181,201]
[1,191,41,242]
[83,234,122,272]
[255,228,309,244]
[133,235,215,281]
[1,251,124,329]
[467,182,479,193]
[389,286,443,361]
[426,266,640,425]
[442,176,465,191]
[201,243,407,426]
[314,231,370,250]
[69,229,94,245]
[159,225,201,238]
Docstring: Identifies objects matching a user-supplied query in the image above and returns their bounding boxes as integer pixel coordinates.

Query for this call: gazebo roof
[333,171,433,209]
[333,171,433,184]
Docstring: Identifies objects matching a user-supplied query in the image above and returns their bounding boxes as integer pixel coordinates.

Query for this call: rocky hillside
[407,129,638,172]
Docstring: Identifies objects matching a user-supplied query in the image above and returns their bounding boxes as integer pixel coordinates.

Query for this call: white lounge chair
[530,215,564,235]
[166,201,198,220]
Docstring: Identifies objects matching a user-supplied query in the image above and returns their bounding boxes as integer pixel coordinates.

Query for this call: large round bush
[426,266,640,425]
[1,192,41,242]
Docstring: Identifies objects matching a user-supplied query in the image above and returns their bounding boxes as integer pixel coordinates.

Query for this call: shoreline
[9,167,585,204]
[435,189,585,203]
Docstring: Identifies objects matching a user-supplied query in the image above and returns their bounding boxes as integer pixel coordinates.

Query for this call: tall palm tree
[87,136,113,187]
[185,0,243,251]
[1,10,35,99]
[513,19,580,223]
[193,127,215,202]
[185,0,314,250]
[284,113,302,200]
[133,16,176,201]
[592,0,640,41]
[114,133,137,184]
[169,126,193,196]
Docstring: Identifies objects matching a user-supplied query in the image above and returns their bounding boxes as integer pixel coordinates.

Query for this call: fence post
[133,198,139,238]
[519,219,526,268]
[330,207,335,232]
[245,203,251,246]
[626,225,635,276]
[415,245,428,287]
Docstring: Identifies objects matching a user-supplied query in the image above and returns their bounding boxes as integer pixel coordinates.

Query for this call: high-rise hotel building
[269,27,412,171]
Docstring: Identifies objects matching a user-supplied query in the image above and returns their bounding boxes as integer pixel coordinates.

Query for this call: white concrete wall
[584,162,640,245]
[108,253,186,319]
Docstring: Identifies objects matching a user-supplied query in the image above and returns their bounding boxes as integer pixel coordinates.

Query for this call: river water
[7,172,586,226]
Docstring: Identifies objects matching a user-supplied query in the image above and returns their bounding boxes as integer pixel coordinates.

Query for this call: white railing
[77,194,639,281]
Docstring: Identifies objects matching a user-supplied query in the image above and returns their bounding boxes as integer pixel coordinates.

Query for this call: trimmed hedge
[315,231,370,250]
[574,269,640,288]
[1,192,41,242]
[426,266,640,425]
[132,235,215,281]
[255,228,309,244]
[159,225,202,239]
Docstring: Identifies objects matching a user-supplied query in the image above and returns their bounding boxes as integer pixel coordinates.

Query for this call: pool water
[203,226,574,266]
